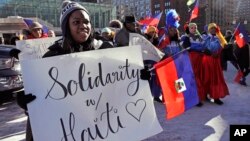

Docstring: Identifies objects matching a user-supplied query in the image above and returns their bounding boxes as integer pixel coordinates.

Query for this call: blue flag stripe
[174,51,199,110]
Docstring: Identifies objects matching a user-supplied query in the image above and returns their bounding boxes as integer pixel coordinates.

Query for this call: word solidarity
[230,125,250,141]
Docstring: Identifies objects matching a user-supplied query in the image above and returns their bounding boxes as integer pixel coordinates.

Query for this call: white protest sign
[129,33,164,62]
[16,37,61,60]
[21,46,163,141]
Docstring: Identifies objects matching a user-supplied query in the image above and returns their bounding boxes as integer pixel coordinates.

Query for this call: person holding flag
[233,23,250,86]
[139,9,201,119]
[162,9,182,57]
[148,9,200,119]
[220,30,239,71]
[234,46,250,86]
[234,43,250,86]
[201,23,229,105]
[181,22,206,106]
[143,25,163,103]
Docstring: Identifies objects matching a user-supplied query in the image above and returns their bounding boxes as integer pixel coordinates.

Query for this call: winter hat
[188,23,197,28]
[60,0,89,36]
[225,30,232,36]
[109,19,123,28]
[101,27,112,35]
[29,22,43,30]
[146,26,158,34]
[124,15,136,23]
[208,23,217,31]
[203,24,208,32]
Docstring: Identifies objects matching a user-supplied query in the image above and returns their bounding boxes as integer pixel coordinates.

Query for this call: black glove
[140,66,151,81]
[16,91,36,110]
[183,37,191,48]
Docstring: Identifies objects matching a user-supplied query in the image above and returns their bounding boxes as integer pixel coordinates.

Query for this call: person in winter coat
[145,26,159,46]
[234,43,250,86]
[109,19,123,29]
[26,22,48,39]
[220,30,239,71]
[17,21,49,141]
[48,30,56,37]
[114,15,140,47]
[161,9,182,58]
[16,1,113,140]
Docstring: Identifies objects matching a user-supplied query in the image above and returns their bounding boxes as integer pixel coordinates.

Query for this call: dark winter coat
[43,38,113,58]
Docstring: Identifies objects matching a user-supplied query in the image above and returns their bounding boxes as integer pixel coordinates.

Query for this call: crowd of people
[1,0,247,140]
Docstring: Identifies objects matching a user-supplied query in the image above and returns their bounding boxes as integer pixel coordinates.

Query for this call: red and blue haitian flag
[235,24,249,48]
[23,18,49,34]
[139,12,162,26]
[189,0,199,22]
[154,50,199,119]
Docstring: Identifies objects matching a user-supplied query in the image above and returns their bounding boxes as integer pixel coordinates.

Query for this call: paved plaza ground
[0,64,249,141]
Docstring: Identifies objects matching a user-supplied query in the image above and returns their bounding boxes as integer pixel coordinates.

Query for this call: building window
[154,4,160,8]
[165,2,170,7]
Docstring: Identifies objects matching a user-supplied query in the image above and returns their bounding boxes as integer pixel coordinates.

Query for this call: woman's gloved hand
[140,66,151,81]
[16,91,36,110]
[183,37,191,48]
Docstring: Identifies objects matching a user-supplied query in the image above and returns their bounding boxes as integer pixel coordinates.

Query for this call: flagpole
[228,22,241,44]
[155,11,163,27]
[148,47,191,71]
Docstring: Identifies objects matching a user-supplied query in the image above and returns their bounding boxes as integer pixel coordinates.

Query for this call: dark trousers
[220,44,239,70]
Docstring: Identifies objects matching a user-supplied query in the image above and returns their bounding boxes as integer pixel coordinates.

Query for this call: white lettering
[234,129,247,136]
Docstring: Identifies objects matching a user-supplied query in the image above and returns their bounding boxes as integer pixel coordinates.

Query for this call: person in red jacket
[26,22,48,39]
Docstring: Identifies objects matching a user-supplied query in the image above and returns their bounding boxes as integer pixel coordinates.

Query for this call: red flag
[139,12,162,26]
[189,0,199,22]
[154,50,199,119]
[234,70,243,82]
[235,24,249,48]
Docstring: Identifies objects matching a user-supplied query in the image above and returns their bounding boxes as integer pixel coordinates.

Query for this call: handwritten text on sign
[21,46,162,141]
[16,37,60,60]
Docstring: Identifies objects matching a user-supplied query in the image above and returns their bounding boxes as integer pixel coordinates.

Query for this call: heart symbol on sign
[125,99,146,122]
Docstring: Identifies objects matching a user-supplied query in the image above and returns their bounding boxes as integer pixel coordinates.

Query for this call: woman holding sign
[43,1,113,57]
[17,1,114,140]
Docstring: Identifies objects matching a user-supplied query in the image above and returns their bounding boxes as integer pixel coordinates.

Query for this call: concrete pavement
[0,63,249,141]
[0,99,26,141]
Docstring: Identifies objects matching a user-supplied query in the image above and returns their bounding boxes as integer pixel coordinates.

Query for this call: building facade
[0,0,115,42]
[203,0,237,33]
[151,0,170,28]
[112,0,151,21]
[234,0,250,32]
[0,0,115,28]
[151,0,192,32]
